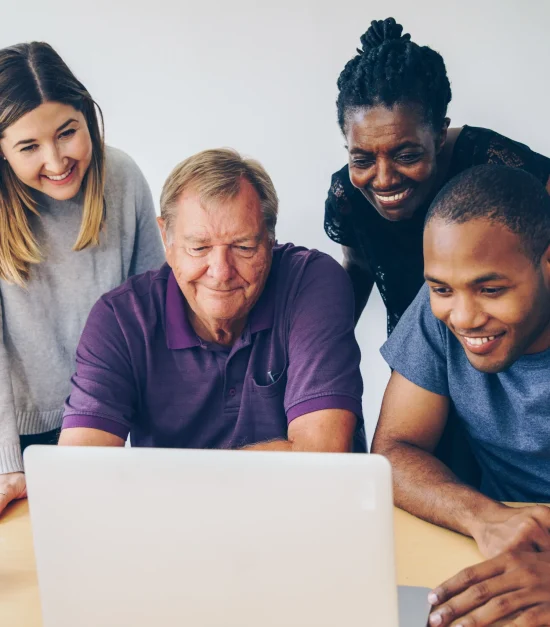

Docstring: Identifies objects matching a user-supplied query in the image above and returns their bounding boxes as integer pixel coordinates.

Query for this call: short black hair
[425,164,550,264]
[337,17,452,132]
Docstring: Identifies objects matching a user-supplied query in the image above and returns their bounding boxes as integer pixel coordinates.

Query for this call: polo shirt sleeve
[380,284,449,396]
[62,295,135,439]
[284,253,363,422]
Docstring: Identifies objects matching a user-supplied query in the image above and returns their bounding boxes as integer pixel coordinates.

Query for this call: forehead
[173,178,264,241]
[3,102,82,141]
[424,218,532,282]
[345,104,434,153]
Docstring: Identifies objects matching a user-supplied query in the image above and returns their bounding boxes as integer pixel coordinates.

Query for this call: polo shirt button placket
[229,388,236,397]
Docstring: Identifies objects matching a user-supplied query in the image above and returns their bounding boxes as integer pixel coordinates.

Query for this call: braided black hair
[337,17,452,132]
[426,165,550,264]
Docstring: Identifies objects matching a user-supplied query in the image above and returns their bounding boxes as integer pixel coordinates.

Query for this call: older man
[56,149,364,453]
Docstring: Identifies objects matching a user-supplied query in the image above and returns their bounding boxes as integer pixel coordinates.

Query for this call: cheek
[349,167,372,188]
[73,133,93,165]
[8,155,41,183]
[428,296,450,322]
[399,159,436,184]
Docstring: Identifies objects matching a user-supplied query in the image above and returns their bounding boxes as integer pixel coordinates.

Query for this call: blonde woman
[0,42,165,514]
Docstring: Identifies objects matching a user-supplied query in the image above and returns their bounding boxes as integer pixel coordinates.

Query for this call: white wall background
[3,0,549,441]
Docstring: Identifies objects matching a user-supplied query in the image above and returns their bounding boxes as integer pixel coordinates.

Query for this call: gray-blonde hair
[160,148,278,243]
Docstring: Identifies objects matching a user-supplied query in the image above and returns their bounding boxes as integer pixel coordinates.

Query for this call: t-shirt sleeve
[284,253,363,422]
[62,296,136,439]
[380,284,450,397]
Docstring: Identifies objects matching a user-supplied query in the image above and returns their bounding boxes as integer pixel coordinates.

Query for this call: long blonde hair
[0,42,106,286]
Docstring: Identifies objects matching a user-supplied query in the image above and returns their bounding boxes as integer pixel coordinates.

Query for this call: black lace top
[324,126,550,335]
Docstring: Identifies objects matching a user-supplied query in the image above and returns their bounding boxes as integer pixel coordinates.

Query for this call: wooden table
[0,500,484,626]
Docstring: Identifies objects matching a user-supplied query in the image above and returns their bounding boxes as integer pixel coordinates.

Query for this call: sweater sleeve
[0,296,23,473]
[128,165,166,276]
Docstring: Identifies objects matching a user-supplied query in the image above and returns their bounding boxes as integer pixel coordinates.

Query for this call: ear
[542,243,550,282]
[435,118,451,154]
[157,217,169,249]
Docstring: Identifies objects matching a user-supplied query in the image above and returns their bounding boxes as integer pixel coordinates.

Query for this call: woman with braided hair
[325,17,550,335]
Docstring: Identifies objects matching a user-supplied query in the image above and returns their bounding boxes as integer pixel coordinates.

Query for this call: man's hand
[0,472,26,516]
[470,505,550,558]
[427,550,550,626]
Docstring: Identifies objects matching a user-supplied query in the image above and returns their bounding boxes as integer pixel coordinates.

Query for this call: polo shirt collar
[165,266,276,350]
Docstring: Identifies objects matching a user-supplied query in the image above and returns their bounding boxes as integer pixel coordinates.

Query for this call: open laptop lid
[25,447,398,627]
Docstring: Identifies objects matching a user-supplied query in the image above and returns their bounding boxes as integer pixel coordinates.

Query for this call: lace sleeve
[453,126,550,186]
[323,166,359,247]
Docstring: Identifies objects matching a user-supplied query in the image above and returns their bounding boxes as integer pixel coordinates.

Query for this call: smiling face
[159,177,273,343]
[345,104,447,221]
[424,217,550,373]
[0,101,93,200]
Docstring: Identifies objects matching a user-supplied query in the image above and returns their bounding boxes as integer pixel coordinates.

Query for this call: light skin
[0,101,93,516]
[372,218,550,558]
[57,178,355,455]
[0,101,93,201]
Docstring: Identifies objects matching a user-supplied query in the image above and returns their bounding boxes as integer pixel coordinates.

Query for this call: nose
[207,246,235,283]
[449,294,488,331]
[44,145,68,174]
[373,157,400,190]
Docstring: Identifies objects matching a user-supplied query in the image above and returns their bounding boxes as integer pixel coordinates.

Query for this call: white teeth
[45,167,73,181]
[464,335,497,346]
[374,189,411,203]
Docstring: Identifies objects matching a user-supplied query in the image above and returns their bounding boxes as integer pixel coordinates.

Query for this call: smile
[459,332,506,355]
[43,166,74,181]
[373,188,414,205]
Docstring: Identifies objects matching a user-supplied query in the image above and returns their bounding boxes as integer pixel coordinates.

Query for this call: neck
[188,309,247,347]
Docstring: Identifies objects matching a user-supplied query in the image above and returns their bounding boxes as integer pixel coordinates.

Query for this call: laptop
[25,447,430,626]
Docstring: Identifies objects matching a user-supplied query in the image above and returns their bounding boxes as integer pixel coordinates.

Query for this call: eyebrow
[348,141,424,156]
[12,118,79,149]
[425,272,510,285]
[182,234,262,245]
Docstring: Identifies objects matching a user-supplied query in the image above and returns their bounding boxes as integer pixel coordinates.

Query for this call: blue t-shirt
[381,284,550,502]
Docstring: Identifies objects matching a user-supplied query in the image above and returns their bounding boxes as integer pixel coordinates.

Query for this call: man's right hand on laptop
[0,472,26,516]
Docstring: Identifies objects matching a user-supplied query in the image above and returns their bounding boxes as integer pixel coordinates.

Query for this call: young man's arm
[372,371,550,558]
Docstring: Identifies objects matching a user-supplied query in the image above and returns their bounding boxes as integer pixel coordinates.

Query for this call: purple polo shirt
[63,243,365,450]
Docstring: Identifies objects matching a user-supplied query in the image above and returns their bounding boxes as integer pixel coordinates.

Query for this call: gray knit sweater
[0,146,165,473]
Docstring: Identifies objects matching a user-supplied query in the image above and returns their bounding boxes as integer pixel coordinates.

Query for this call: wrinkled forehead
[423,217,532,283]
[173,184,265,243]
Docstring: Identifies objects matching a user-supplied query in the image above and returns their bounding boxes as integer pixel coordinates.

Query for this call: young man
[372,165,550,626]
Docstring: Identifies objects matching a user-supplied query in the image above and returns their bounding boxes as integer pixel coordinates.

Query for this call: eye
[397,153,422,164]
[481,286,506,296]
[351,159,375,169]
[233,245,256,256]
[59,128,77,140]
[430,286,452,296]
[20,144,38,153]
[187,246,211,257]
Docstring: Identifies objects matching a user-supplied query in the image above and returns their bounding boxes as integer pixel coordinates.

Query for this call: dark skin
[372,218,550,624]
[343,104,461,320]
[343,104,550,322]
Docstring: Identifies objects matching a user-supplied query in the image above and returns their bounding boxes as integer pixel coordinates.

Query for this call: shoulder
[104,145,148,190]
[274,243,347,284]
[452,126,550,182]
[99,262,171,310]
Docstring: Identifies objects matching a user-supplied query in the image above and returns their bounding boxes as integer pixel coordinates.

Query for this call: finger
[0,492,11,516]
[506,516,550,553]
[504,603,550,626]
[527,506,550,538]
[429,559,508,606]
[428,572,522,627]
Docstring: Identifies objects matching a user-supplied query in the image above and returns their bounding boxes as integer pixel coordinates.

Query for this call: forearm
[383,441,506,537]
[241,439,293,452]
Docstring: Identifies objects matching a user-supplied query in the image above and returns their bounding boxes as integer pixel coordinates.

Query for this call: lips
[371,187,414,208]
[41,165,76,186]
[459,332,506,355]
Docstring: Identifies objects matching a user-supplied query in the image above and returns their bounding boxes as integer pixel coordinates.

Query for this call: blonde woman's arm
[0,297,26,516]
